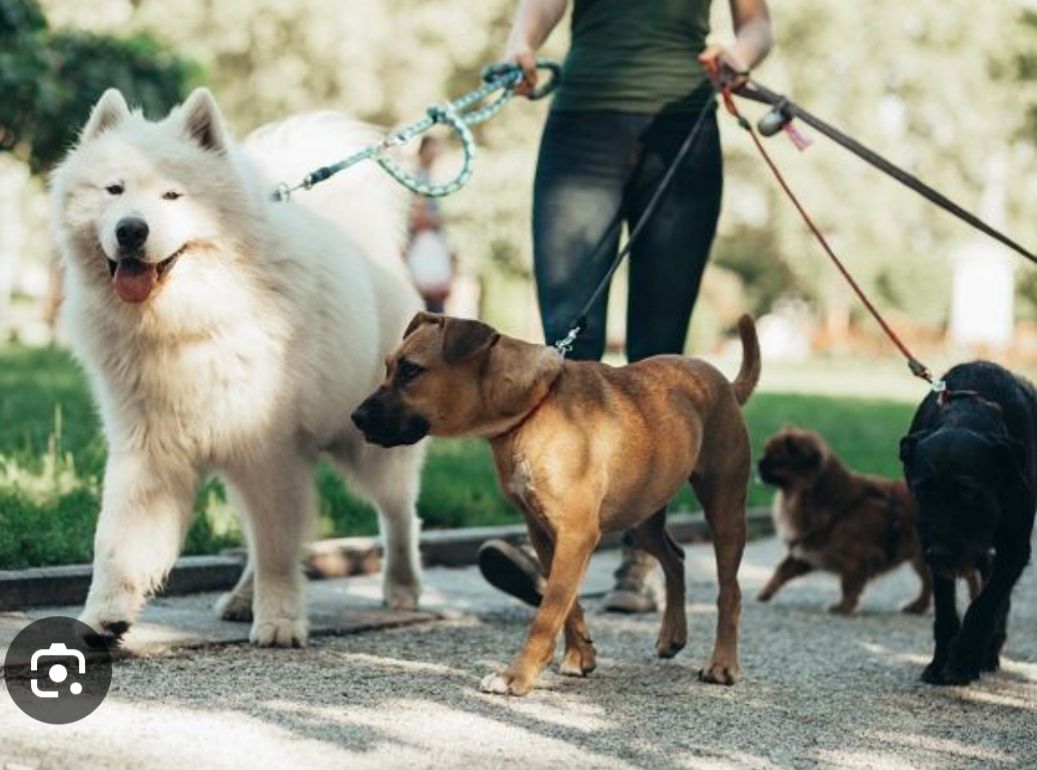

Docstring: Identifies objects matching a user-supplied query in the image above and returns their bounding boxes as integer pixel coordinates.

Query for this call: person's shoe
[477,539,544,607]
[602,545,661,613]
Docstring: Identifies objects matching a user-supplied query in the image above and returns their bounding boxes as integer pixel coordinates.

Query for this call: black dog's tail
[731,314,761,406]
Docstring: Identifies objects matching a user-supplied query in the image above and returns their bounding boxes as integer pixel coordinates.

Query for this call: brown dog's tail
[731,314,761,406]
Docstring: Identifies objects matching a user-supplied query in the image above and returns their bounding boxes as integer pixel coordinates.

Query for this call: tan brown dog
[352,312,761,696]
[757,426,980,614]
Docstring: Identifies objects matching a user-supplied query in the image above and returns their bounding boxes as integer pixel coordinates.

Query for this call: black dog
[900,361,1036,685]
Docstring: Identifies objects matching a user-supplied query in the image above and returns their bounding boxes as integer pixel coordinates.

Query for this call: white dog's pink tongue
[113,259,158,303]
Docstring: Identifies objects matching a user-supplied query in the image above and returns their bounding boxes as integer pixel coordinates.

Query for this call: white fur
[51,88,426,647]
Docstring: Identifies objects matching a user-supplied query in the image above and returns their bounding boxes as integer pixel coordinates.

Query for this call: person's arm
[503,0,569,95]
[698,0,773,82]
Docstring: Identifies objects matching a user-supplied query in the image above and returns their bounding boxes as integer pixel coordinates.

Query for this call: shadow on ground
[2,535,1034,770]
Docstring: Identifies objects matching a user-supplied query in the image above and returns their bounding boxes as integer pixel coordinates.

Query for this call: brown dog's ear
[441,318,500,365]
[403,311,443,339]
[488,340,563,417]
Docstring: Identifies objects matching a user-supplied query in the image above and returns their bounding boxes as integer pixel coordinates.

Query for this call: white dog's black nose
[116,217,149,251]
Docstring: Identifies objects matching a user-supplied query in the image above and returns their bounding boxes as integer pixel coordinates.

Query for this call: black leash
[553,96,718,355]
[552,74,1035,356]
[736,79,1037,266]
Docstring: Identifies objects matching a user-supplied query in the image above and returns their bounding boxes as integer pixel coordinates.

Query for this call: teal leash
[273,60,560,202]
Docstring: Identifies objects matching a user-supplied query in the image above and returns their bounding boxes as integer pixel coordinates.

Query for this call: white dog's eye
[162,191,183,201]
[105,183,124,196]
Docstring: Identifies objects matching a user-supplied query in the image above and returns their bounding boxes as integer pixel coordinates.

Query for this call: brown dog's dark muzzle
[351,389,430,448]
[757,457,785,486]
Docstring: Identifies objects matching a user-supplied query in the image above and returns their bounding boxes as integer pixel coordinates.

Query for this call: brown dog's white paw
[250,617,308,648]
[698,662,739,686]
[558,644,597,677]
[215,591,253,622]
[479,670,533,696]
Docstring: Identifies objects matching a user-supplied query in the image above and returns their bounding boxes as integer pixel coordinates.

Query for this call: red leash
[717,83,938,388]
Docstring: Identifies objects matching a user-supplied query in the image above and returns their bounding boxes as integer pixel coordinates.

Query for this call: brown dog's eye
[396,359,425,384]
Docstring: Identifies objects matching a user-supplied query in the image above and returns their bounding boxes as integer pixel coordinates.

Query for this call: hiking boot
[602,544,661,613]
[477,539,544,607]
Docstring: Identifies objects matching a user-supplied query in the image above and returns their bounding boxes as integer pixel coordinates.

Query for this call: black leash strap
[553,97,719,355]
[736,80,1037,266]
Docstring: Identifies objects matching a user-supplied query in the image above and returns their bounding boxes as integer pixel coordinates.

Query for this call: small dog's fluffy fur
[757,426,939,614]
[901,361,1036,685]
[50,88,426,647]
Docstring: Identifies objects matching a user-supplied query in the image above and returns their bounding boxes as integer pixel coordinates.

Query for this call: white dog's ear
[179,88,227,153]
[82,89,130,140]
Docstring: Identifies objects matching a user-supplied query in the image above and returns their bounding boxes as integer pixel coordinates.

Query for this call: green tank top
[552,0,713,114]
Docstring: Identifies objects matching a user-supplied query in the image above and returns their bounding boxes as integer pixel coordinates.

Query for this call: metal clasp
[553,326,580,357]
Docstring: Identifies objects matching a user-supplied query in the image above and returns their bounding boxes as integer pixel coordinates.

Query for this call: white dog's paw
[215,591,253,622]
[79,593,140,647]
[384,579,421,612]
[78,611,132,648]
[249,616,308,648]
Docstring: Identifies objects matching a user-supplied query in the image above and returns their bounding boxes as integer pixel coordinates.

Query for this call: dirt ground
[2,535,1034,770]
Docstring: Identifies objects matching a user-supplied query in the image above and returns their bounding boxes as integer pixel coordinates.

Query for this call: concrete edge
[0,508,773,612]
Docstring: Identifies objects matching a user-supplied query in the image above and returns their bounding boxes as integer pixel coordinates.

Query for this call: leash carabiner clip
[553,325,581,358]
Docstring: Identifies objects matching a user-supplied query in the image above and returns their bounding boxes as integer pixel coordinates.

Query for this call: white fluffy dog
[50,87,426,647]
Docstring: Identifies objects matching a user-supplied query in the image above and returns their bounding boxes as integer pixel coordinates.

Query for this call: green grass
[0,345,916,569]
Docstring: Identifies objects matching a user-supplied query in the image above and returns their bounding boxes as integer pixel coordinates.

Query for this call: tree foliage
[31,0,1037,332]
[0,0,196,173]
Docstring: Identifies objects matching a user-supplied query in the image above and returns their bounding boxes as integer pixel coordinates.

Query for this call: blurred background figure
[405,136,456,313]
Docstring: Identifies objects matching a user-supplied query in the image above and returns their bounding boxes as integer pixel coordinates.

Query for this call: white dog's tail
[244,112,410,274]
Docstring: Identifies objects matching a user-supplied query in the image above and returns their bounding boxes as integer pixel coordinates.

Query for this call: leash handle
[482,59,561,101]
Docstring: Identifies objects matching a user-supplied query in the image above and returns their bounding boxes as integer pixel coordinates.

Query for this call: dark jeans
[533,109,723,362]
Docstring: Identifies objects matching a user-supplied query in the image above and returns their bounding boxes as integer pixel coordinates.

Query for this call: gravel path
[2,535,1034,770]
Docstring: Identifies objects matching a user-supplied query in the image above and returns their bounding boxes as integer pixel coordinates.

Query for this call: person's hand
[504,45,539,97]
[698,45,751,89]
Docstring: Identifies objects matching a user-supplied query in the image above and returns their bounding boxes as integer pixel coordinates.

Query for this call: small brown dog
[352,313,761,695]
[757,426,977,614]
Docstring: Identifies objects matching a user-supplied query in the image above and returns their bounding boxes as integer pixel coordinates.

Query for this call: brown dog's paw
[698,662,739,686]
[826,601,855,616]
[655,627,687,659]
[559,644,597,677]
[756,590,774,603]
[479,670,533,696]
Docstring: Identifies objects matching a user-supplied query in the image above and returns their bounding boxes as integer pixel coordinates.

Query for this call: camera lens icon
[48,664,84,694]
[4,617,112,724]
[30,643,87,698]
